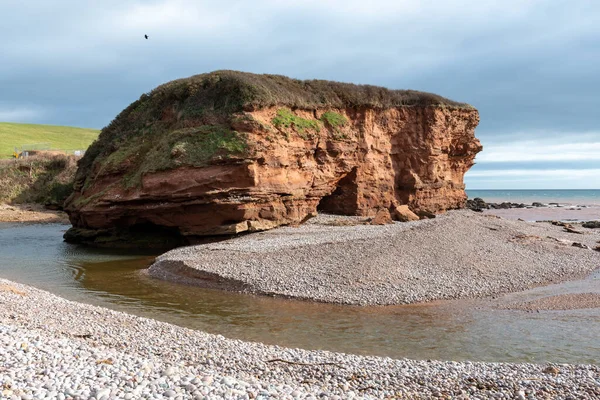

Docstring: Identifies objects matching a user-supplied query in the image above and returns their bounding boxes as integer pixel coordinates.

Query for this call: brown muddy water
[1,222,599,364]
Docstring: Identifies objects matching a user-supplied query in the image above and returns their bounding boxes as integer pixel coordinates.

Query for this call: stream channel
[1,222,598,364]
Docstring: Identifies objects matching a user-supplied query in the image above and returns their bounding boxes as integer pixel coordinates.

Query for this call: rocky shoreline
[148,210,600,306]
[466,197,600,225]
[466,197,599,212]
[2,279,599,399]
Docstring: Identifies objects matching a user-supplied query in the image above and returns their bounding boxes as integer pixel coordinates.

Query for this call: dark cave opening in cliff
[123,222,188,249]
[317,167,359,215]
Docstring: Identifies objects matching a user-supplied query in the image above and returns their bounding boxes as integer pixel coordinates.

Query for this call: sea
[465,189,600,206]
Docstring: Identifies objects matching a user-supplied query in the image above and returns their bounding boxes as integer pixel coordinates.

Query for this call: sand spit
[148,211,600,305]
[1,279,599,399]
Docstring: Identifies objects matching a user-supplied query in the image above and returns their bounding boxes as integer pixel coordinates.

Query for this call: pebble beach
[2,209,600,399]
[149,211,600,305]
[2,279,600,400]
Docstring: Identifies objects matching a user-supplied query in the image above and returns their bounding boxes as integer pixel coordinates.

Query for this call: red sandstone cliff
[64,71,481,246]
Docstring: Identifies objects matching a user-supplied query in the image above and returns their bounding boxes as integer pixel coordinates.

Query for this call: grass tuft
[320,111,348,128]
[272,108,321,139]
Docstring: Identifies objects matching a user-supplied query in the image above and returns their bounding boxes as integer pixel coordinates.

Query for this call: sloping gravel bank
[148,211,600,305]
[1,279,599,399]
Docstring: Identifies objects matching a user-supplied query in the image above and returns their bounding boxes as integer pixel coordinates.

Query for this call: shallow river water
[1,222,599,364]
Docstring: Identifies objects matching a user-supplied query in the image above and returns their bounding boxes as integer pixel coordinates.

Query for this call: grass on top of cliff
[74,70,472,191]
[155,70,472,111]
[0,122,99,159]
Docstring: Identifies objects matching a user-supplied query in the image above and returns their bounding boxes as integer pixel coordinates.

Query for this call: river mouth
[1,222,599,364]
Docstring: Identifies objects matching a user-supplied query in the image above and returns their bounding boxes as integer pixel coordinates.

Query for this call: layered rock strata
[64,71,481,246]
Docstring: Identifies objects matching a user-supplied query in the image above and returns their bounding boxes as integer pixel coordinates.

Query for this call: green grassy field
[0,122,100,159]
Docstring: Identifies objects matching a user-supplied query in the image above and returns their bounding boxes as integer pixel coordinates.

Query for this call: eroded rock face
[64,71,481,246]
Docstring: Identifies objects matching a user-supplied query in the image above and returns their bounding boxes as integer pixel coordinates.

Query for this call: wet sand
[483,205,600,222]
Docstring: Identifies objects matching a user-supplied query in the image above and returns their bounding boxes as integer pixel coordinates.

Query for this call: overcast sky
[1,0,599,189]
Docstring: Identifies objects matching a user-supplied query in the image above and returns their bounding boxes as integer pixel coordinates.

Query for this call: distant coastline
[466,189,600,206]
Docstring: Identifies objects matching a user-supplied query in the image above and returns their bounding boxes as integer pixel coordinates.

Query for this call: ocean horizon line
[467,189,600,191]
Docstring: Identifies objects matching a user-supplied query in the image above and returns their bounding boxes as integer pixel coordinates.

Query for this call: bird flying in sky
[144,34,149,39]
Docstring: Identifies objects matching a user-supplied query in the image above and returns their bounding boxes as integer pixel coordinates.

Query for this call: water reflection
[1,223,599,364]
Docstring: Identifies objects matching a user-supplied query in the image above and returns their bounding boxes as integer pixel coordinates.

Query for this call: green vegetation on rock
[272,108,321,139]
[320,111,348,128]
[170,126,248,165]
[0,122,99,159]
[73,70,471,193]
[148,70,470,111]
[100,125,248,188]
[320,111,349,140]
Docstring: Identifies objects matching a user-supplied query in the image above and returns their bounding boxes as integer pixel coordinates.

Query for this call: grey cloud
[1,1,599,188]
